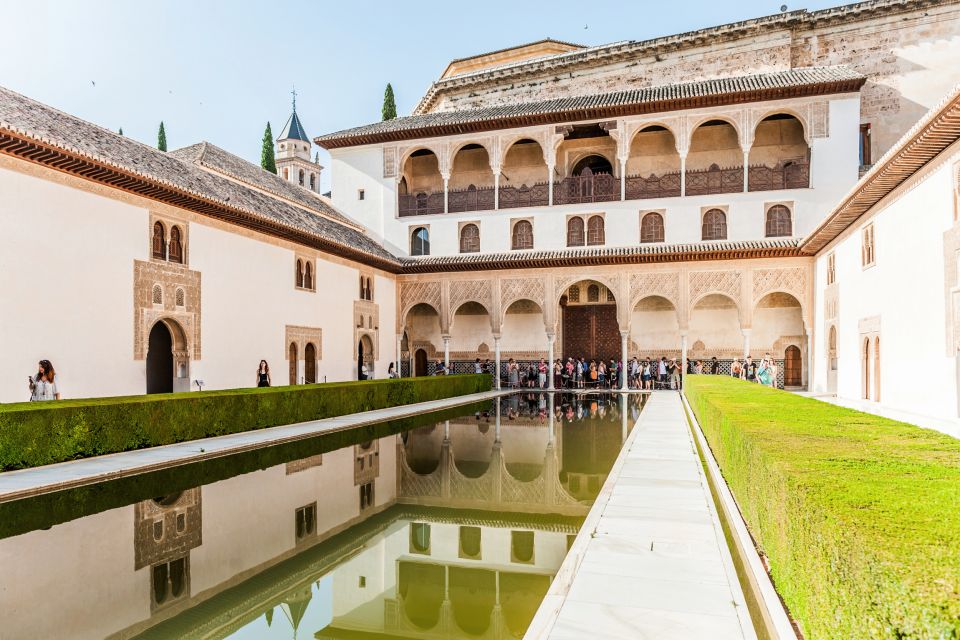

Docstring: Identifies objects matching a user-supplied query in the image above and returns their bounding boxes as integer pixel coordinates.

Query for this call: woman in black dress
[256,360,271,387]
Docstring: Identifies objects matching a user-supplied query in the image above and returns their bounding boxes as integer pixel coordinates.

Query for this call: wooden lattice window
[640,212,664,243]
[566,217,585,247]
[765,205,792,237]
[512,220,533,250]
[607,289,616,302]
[152,222,166,260]
[152,284,163,305]
[168,226,184,263]
[296,259,304,288]
[862,223,875,267]
[702,209,727,241]
[411,227,430,256]
[304,261,313,290]
[568,286,580,303]
[827,253,836,285]
[587,215,605,246]
[460,223,480,253]
[175,288,185,307]
[587,284,600,303]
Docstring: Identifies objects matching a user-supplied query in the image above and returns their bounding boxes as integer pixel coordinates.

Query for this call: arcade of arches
[398,261,811,388]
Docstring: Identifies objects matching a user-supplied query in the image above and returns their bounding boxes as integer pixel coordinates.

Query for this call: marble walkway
[530,391,756,640]
[0,389,503,503]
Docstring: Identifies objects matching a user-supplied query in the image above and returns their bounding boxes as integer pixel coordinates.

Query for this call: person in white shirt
[28,359,60,401]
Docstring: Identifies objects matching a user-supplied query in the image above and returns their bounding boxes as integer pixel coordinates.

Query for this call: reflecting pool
[0,392,644,640]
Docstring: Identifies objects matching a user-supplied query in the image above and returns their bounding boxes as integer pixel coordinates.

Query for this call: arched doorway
[561,280,619,362]
[863,338,871,400]
[874,337,881,402]
[289,342,298,385]
[784,345,802,387]
[147,322,174,394]
[304,343,317,384]
[414,348,428,377]
[827,325,838,394]
[358,334,374,380]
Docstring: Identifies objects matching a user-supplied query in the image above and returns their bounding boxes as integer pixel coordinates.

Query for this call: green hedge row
[0,375,491,471]
[684,376,960,639]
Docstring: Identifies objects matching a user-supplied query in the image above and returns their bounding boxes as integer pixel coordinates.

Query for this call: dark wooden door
[784,345,801,387]
[562,303,619,361]
[305,343,317,384]
[414,349,428,377]
[289,343,298,385]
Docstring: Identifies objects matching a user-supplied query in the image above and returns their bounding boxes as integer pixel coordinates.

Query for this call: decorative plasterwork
[689,270,742,306]
[355,441,380,486]
[752,267,806,304]
[400,280,443,319]
[354,300,380,362]
[449,279,493,314]
[133,489,202,571]
[630,272,681,308]
[134,259,201,360]
[824,284,839,321]
[285,325,322,359]
[383,146,398,178]
[500,277,545,313]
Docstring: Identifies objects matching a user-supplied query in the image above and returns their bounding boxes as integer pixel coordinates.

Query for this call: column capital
[546,332,556,342]
[741,327,752,336]
[679,330,689,338]
[441,334,451,342]
[492,333,502,341]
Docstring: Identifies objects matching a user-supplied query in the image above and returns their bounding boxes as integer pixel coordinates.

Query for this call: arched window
[359,275,365,299]
[702,209,727,241]
[587,216,605,246]
[640,212,665,243]
[309,173,316,191]
[765,205,792,237]
[296,259,304,288]
[304,261,313,290]
[366,277,373,300]
[168,226,183,263]
[568,286,580,303]
[512,220,533,250]
[587,284,600,303]
[283,168,289,180]
[566,217,585,247]
[152,284,163,305]
[298,169,305,186]
[152,222,166,260]
[411,227,430,256]
[459,223,480,253]
[175,288,185,307]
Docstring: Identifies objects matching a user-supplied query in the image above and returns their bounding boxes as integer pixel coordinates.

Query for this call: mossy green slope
[685,375,960,639]
[0,375,490,470]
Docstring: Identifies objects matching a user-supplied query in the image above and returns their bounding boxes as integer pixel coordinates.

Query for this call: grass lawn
[685,375,960,639]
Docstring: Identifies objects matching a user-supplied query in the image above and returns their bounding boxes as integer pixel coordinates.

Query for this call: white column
[680,155,687,196]
[547,161,555,206]
[442,175,450,213]
[396,334,403,378]
[444,420,450,440]
[805,330,813,391]
[494,172,500,210]
[742,328,752,359]
[681,332,688,388]
[548,394,555,444]
[547,333,556,390]
[619,159,627,201]
[742,149,750,192]
[494,334,502,389]
[443,335,450,370]
[495,400,502,442]
[620,330,629,391]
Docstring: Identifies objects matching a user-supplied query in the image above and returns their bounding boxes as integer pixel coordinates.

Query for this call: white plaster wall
[812,153,958,419]
[0,165,145,403]
[330,147,395,248]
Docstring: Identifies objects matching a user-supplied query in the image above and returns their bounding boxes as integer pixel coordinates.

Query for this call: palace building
[1,0,960,426]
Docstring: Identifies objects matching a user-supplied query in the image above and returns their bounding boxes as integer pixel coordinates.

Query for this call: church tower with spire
[276,90,323,193]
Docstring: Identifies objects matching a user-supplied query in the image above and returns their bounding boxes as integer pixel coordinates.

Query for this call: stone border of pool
[0,390,507,504]
[526,391,760,640]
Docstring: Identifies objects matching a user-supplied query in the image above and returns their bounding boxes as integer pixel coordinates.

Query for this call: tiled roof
[169,141,359,229]
[401,238,803,273]
[801,82,960,254]
[316,67,865,148]
[0,85,401,270]
[278,110,310,142]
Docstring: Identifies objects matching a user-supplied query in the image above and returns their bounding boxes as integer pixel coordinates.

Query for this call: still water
[0,392,643,640]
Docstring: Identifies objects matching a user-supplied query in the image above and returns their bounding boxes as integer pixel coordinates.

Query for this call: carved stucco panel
[500,277,545,313]
[752,267,806,305]
[629,272,681,307]
[449,279,493,314]
[689,270,742,306]
[400,281,442,319]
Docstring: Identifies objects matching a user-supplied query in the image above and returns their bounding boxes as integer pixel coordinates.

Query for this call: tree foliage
[261,122,277,173]
[382,83,397,121]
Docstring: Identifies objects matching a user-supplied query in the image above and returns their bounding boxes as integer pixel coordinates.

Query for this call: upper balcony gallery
[315,67,865,218]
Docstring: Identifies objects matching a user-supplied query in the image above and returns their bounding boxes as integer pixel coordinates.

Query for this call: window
[309,173,316,190]
[512,220,533,250]
[859,123,872,166]
[827,253,836,285]
[702,209,727,241]
[459,526,482,559]
[587,284,600,303]
[410,523,431,554]
[175,288,185,307]
[862,223,875,267]
[411,227,430,256]
[295,503,317,541]
[359,276,365,299]
[296,259,304,288]
[640,212,665,243]
[358,189,365,200]
[566,217,585,247]
[152,222,166,260]
[568,286,580,303]
[359,482,374,510]
[283,168,289,180]
[168,226,184,263]
[586,215,605,246]
[298,169,305,186]
[152,284,163,305]
[151,557,188,608]
[459,223,480,253]
[765,205,792,237]
[607,289,616,303]
[510,530,535,564]
[304,261,313,290]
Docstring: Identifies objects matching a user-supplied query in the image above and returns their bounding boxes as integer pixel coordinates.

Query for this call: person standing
[669,359,681,390]
[508,358,519,389]
[388,362,398,378]
[731,358,742,379]
[256,360,271,387]
[538,358,548,389]
[28,359,60,401]
[658,357,668,389]
[710,356,720,374]
[474,358,482,374]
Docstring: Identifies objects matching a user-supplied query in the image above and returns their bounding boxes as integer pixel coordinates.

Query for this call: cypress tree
[382,83,397,121]
[157,121,167,151]
[118,127,123,136]
[261,122,277,174]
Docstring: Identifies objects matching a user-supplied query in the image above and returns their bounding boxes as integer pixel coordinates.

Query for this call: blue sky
[0,0,841,191]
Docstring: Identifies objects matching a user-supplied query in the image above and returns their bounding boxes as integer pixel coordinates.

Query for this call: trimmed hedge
[0,375,490,470]
[685,376,960,639]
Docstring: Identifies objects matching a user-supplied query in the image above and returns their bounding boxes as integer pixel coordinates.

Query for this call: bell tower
[276,89,323,193]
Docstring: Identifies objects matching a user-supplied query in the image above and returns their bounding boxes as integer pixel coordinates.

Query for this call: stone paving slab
[534,392,756,640]
[0,389,503,503]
